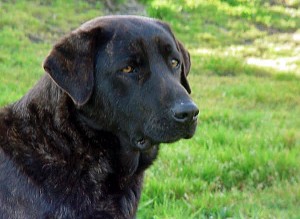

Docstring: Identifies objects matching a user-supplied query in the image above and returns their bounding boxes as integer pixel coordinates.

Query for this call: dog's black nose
[171,102,199,123]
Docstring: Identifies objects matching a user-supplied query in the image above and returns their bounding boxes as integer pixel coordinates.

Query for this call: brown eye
[121,65,134,73]
[171,59,180,69]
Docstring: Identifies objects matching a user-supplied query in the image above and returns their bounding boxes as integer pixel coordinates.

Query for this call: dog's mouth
[132,136,153,151]
[131,121,197,151]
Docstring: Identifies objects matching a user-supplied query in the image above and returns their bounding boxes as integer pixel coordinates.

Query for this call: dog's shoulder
[0,106,18,151]
[0,106,13,134]
[0,144,52,218]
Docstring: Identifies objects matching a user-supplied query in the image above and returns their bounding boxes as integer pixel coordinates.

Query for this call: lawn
[1,0,300,218]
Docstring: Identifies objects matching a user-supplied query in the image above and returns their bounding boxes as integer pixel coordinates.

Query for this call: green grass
[1,0,300,218]
[0,0,103,105]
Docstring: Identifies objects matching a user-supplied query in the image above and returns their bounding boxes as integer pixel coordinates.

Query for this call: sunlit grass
[142,0,300,78]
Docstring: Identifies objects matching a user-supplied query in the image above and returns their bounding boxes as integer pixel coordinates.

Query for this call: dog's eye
[121,65,134,74]
[171,59,180,69]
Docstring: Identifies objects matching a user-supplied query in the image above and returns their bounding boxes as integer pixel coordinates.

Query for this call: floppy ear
[177,41,192,94]
[154,20,192,94]
[43,28,103,106]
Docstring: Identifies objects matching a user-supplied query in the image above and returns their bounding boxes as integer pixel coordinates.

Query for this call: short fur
[0,16,198,219]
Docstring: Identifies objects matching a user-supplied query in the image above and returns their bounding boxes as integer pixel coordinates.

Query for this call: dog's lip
[133,137,152,151]
[131,120,198,150]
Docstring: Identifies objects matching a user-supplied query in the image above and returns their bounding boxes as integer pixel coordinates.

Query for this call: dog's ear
[154,20,192,94]
[177,41,191,94]
[43,28,104,106]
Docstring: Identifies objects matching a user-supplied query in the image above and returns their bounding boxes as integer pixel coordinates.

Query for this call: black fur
[0,16,198,218]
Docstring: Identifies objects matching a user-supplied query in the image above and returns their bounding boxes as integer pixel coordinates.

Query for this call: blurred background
[0,0,299,218]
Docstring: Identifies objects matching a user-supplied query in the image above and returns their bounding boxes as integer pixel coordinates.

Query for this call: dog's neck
[0,73,159,216]
[11,75,69,126]
[10,74,158,178]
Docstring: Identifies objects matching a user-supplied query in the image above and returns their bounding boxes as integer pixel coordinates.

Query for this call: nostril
[193,109,200,120]
[175,112,189,120]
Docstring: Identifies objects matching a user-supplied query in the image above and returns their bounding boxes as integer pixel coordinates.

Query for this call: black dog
[0,16,198,219]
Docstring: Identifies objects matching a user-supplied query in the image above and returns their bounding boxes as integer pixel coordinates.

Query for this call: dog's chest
[0,106,147,218]
[0,152,142,219]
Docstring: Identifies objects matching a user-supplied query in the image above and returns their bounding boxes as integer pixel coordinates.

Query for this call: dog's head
[44,16,198,151]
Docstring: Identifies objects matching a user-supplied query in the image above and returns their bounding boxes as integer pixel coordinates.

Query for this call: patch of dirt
[255,23,297,35]
[27,34,44,43]
[103,0,147,16]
